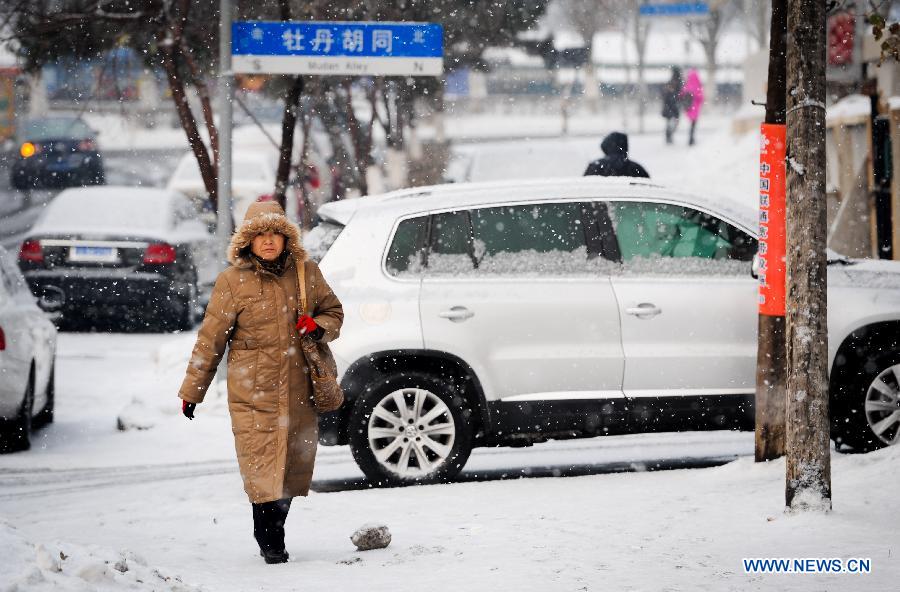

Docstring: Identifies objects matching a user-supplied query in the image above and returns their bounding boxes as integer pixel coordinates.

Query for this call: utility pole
[215,0,234,388]
[784,0,830,511]
[216,0,234,270]
[755,0,787,462]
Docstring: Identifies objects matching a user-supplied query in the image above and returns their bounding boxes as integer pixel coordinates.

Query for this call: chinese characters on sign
[758,123,787,316]
[233,21,443,76]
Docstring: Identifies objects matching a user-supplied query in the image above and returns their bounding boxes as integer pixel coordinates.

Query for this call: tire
[11,172,29,191]
[86,166,105,186]
[164,285,195,332]
[0,374,34,453]
[348,371,474,487]
[833,349,900,452]
[35,364,55,426]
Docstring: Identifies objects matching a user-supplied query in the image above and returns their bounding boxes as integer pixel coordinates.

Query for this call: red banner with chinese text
[758,123,786,316]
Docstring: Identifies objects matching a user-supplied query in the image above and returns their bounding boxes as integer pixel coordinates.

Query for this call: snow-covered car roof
[31,186,191,238]
[321,177,758,236]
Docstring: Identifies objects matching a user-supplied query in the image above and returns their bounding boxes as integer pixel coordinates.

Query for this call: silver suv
[306,177,900,486]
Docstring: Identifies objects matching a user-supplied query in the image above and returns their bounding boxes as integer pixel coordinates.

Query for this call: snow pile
[117,334,226,431]
[0,521,201,592]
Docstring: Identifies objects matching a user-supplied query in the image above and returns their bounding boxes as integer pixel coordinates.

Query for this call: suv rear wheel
[0,373,34,453]
[348,371,473,487]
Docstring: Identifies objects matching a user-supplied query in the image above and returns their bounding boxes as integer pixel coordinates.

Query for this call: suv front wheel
[348,371,473,487]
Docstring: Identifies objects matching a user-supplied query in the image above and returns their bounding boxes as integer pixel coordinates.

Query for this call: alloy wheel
[367,387,456,478]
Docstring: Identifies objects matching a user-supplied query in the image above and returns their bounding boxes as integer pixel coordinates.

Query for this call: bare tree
[744,0,771,50]
[687,0,739,103]
[555,0,621,108]
[784,0,830,511]
[627,0,652,132]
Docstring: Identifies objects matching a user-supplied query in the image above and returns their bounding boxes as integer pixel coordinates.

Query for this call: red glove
[296,314,318,336]
[182,399,196,420]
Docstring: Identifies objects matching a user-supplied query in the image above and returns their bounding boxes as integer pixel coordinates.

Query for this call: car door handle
[625,303,662,318]
[438,306,474,322]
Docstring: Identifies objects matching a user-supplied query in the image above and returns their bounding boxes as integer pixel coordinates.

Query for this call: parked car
[10,116,105,190]
[0,246,57,452]
[167,149,283,228]
[17,186,217,331]
[166,125,334,227]
[305,177,900,486]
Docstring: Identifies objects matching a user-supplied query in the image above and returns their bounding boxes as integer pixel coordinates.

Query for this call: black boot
[260,549,290,564]
[252,498,293,563]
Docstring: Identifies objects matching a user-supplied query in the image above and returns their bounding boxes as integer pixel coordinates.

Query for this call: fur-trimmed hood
[227,201,306,268]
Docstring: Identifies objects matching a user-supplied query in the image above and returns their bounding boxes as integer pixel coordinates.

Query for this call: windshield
[303,221,344,262]
[23,118,93,141]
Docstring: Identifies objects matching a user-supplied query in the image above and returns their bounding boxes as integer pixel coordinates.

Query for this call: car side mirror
[751,254,760,279]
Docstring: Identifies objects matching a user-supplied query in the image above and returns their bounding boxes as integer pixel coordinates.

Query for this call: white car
[166,125,334,227]
[0,246,57,452]
[308,177,900,486]
[167,150,284,226]
[18,186,217,330]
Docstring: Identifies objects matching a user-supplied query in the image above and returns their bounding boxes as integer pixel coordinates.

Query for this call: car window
[608,201,757,274]
[423,203,616,276]
[425,211,476,274]
[172,198,198,227]
[385,216,427,275]
[23,118,93,141]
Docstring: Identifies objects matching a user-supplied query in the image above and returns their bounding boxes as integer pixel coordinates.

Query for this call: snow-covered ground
[1,333,898,591]
[2,110,895,590]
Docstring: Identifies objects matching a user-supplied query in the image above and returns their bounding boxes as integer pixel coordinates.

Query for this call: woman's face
[251,231,285,261]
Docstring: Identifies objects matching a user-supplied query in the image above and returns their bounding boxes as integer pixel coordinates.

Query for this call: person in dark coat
[661,66,683,145]
[583,132,650,178]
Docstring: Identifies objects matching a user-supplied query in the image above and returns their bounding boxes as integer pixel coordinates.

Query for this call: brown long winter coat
[178,201,343,503]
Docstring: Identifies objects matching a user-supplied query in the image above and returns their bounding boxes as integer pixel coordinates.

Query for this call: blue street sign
[638,2,709,17]
[232,21,444,76]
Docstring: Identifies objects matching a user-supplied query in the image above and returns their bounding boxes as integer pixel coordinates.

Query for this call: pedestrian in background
[584,131,650,178]
[178,201,343,564]
[681,69,705,146]
[661,66,683,145]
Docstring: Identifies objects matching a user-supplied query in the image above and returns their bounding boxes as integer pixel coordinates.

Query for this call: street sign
[232,21,443,76]
[638,2,709,18]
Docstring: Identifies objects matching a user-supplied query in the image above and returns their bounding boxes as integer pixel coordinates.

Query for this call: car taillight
[20,142,38,158]
[257,194,274,202]
[19,239,44,264]
[0,326,5,351]
[78,139,97,151]
[143,243,176,264]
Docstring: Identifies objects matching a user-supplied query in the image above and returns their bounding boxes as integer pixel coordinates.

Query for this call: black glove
[182,400,196,420]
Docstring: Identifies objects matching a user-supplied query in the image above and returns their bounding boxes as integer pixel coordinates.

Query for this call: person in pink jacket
[680,69,705,146]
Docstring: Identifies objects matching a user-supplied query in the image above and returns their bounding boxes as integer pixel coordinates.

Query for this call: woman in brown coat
[178,201,343,564]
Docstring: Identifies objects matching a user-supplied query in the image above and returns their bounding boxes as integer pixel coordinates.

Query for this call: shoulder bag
[295,258,345,414]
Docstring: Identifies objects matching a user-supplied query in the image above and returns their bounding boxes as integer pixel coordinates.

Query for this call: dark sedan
[11,117,105,190]
[17,186,217,331]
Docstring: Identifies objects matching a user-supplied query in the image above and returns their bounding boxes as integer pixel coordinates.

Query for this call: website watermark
[743,558,871,574]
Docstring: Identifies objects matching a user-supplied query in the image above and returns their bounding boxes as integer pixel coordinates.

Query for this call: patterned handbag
[295,258,345,414]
